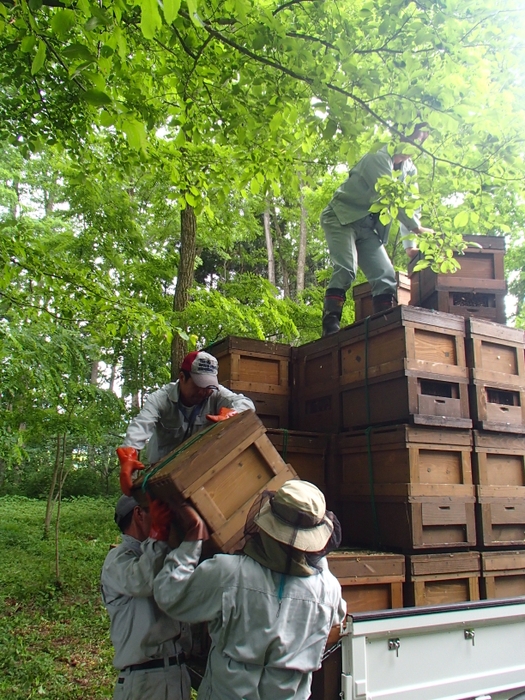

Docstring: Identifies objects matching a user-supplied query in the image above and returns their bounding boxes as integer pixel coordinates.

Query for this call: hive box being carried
[206,336,291,429]
[134,410,297,553]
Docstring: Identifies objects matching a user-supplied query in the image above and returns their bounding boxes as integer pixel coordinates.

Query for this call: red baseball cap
[181,351,219,389]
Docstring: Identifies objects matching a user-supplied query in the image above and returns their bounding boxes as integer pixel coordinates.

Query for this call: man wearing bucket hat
[116,350,255,495]
[101,494,192,700]
[153,480,346,700]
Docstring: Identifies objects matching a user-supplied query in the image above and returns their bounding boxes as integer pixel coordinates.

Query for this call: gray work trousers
[113,663,191,700]
[321,205,397,296]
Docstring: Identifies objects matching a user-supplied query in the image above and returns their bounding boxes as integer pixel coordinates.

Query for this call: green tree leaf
[31,41,46,75]
[137,0,162,39]
[83,90,113,107]
[50,10,77,39]
[163,0,182,24]
[453,210,469,228]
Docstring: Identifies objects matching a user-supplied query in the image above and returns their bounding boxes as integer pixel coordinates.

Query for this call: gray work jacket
[123,381,256,464]
[101,534,191,670]
[154,541,346,700]
[329,146,419,239]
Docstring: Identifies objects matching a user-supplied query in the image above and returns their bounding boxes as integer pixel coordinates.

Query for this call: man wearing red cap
[117,351,255,495]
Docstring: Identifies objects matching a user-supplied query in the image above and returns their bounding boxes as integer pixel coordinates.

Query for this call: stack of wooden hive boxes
[203,235,525,699]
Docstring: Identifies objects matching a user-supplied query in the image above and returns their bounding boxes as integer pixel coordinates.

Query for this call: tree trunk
[90,360,99,386]
[272,209,290,298]
[171,202,197,379]
[297,182,307,295]
[263,208,275,285]
[43,434,62,539]
[109,364,116,393]
[54,433,67,585]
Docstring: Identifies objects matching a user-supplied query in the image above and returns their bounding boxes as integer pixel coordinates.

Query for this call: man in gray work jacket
[101,494,192,700]
[320,124,434,336]
[154,480,346,700]
[116,350,255,495]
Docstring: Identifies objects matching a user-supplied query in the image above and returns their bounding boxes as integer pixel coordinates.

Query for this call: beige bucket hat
[254,480,334,553]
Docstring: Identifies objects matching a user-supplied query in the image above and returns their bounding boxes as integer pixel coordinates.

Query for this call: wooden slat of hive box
[135,410,297,553]
[352,271,411,322]
[481,550,525,599]
[404,551,480,607]
[337,424,473,496]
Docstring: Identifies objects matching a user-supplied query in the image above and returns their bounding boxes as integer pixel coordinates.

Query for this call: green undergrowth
[0,496,117,699]
[0,496,198,700]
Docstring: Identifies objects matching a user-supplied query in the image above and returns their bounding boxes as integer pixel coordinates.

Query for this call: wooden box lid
[327,550,405,580]
[407,551,480,577]
[206,335,291,359]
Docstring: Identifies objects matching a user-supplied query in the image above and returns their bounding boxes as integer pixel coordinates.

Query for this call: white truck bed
[341,597,525,700]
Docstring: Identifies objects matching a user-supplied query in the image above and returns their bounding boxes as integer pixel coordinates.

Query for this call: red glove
[148,496,173,542]
[116,447,145,496]
[176,503,210,541]
[206,407,238,423]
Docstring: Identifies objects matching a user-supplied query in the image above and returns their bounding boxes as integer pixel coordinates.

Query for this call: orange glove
[148,496,173,542]
[206,407,238,423]
[116,447,145,496]
[176,503,210,541]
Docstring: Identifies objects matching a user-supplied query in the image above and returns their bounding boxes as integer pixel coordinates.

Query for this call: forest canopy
[2,0,525,495]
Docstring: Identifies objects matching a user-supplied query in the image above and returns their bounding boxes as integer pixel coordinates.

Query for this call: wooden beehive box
[326,550,405,610]
[352,272,411,321]
[476,496,525,547]
[340,370,471,430]
[409,235,506,300]
[338,306,471,430]
[338,494,476,552]
[310,550,404,700]
[291,336,341,433]
[404,552,480,607]
[207,335,291,395]
[339,305,468,384]
[481,551,525,599]
[473,431,525,495]
[337,425,474,497]
[266,429,330,493]
[413,289,507,325]
[475,432,525,546]
[134,410,297,553]
[207,336,291,429]
[409,236,507,324]
[466,320,525,434]
[243,391,289,430]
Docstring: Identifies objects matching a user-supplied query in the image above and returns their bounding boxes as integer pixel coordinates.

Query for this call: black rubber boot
[372,293,397,314]
[322,288,345,337]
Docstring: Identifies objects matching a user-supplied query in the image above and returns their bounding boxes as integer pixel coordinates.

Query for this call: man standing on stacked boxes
[320,123,434,336]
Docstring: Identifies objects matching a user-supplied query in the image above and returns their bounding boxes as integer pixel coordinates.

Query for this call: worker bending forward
[154,480,346,700]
